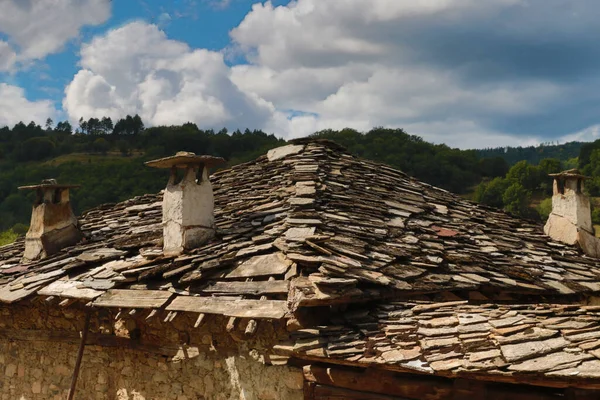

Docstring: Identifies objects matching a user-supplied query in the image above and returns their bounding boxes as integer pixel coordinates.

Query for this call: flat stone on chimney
[146,152,225,256]
[19,179,82,262]
[544,169,600,257]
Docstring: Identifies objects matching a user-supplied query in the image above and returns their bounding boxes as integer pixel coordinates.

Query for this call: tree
[473,177,509,209]
[15,137,55,161]
[132,114,144,134]
[538,158,562,195]
[78,117,87,134]
[506,160,539,191]
[117,139,131,156]
[479,157,509,178]
[55,121,73,134]
[113,114,145,135]
[537,197,553,221]
[45,118,54,131]
[93,138,110,154]
[503,183,531,217]
[101,117,114,134]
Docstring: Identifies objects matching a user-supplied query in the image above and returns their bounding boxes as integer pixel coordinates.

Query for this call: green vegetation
[0,116,285,237]
[0,229,18,246]
[473,157,564,220]
[477,142,583,166]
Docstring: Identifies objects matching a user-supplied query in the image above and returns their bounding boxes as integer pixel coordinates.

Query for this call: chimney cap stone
[18,179,80,191]
[145,151,225,169]
[549,169,590,180]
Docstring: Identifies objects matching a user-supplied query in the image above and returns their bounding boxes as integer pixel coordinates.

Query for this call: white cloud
[64,22,278,130]
[560,125,600,143]
[0,0,110,63]
[0,41,16,71]
[60,0,600,148]
[227,0,600,148]
[0,83,56,127]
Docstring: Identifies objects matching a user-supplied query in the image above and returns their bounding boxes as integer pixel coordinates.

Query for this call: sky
[2,0,600,149]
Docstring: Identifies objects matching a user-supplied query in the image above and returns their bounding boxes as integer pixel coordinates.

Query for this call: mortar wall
[0,302,303,400]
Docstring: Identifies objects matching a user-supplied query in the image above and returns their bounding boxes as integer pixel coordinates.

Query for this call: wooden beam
[313,384,407,400]
[92,289,173,309]
[145,309,158,320]
[166,296,288,319]
[304,381,315,400]
[67,310,91,400]
[292,351,600,391]
[303,365,453,400]
[199,280,289,295]
[193,313,206,328]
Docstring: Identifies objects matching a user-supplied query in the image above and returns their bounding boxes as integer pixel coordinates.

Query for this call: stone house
[1,139,600,399]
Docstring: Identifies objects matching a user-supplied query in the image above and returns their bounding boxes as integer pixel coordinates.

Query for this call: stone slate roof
[1,139,600,385]
[280,301,600,387]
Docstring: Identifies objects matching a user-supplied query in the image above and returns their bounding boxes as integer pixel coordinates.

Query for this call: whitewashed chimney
[544,169,600,257]
[146,152,225,256]
[19,179,82,262]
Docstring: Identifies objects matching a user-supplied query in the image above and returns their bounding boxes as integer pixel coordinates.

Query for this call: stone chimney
[146,152,225,256]
[544,169,600,257]
[19,179,82,262]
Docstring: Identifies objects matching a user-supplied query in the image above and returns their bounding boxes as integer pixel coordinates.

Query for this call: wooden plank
[200,280,289,295]
[313,385,408,400]
[226,252,291,278]
[303,365,453,400]
[92,289,172,308]
[166,295,288,319]
[38,280,104,300]
[304,381,316,400]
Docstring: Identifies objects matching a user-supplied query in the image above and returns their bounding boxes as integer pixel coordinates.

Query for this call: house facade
[1,139,600,399]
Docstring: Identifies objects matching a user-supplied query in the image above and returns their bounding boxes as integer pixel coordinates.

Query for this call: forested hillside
[0,116,592,245]
[0,116,285,235]
[477,141,582,166]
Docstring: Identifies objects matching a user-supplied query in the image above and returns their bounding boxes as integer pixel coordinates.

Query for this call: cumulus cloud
[0,0,111,64]
[59,0,600,148]
[64,22,278,130]
[0,83,56,127]
[228,0,600,147]
[0,41,16,71]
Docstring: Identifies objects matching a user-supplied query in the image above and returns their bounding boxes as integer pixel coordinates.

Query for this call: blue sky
[3,0,600,149]
[9,0,289,113]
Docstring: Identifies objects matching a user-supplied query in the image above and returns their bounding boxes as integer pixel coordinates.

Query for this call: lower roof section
[280,300,600,389]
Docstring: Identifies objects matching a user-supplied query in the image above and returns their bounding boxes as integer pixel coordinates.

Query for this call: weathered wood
[193,313,206,328]
[145,309,158,320]
[92,289,172,309]
[226,252,291,278]
[67,310,91,400]
[313,384,408,400]
[304,381,316,400]
[303,365,452,400]
[166,296,289,319]
[200,280,289,295]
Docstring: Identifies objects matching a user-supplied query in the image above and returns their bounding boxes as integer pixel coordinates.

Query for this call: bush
[0,229,18,246]
[537,198,553,221]
[11,223,28,236]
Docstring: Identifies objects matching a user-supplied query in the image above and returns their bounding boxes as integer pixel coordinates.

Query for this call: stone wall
[0,301,304,400]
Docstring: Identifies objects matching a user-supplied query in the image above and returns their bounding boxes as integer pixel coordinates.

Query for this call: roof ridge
[288,137,349,153]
